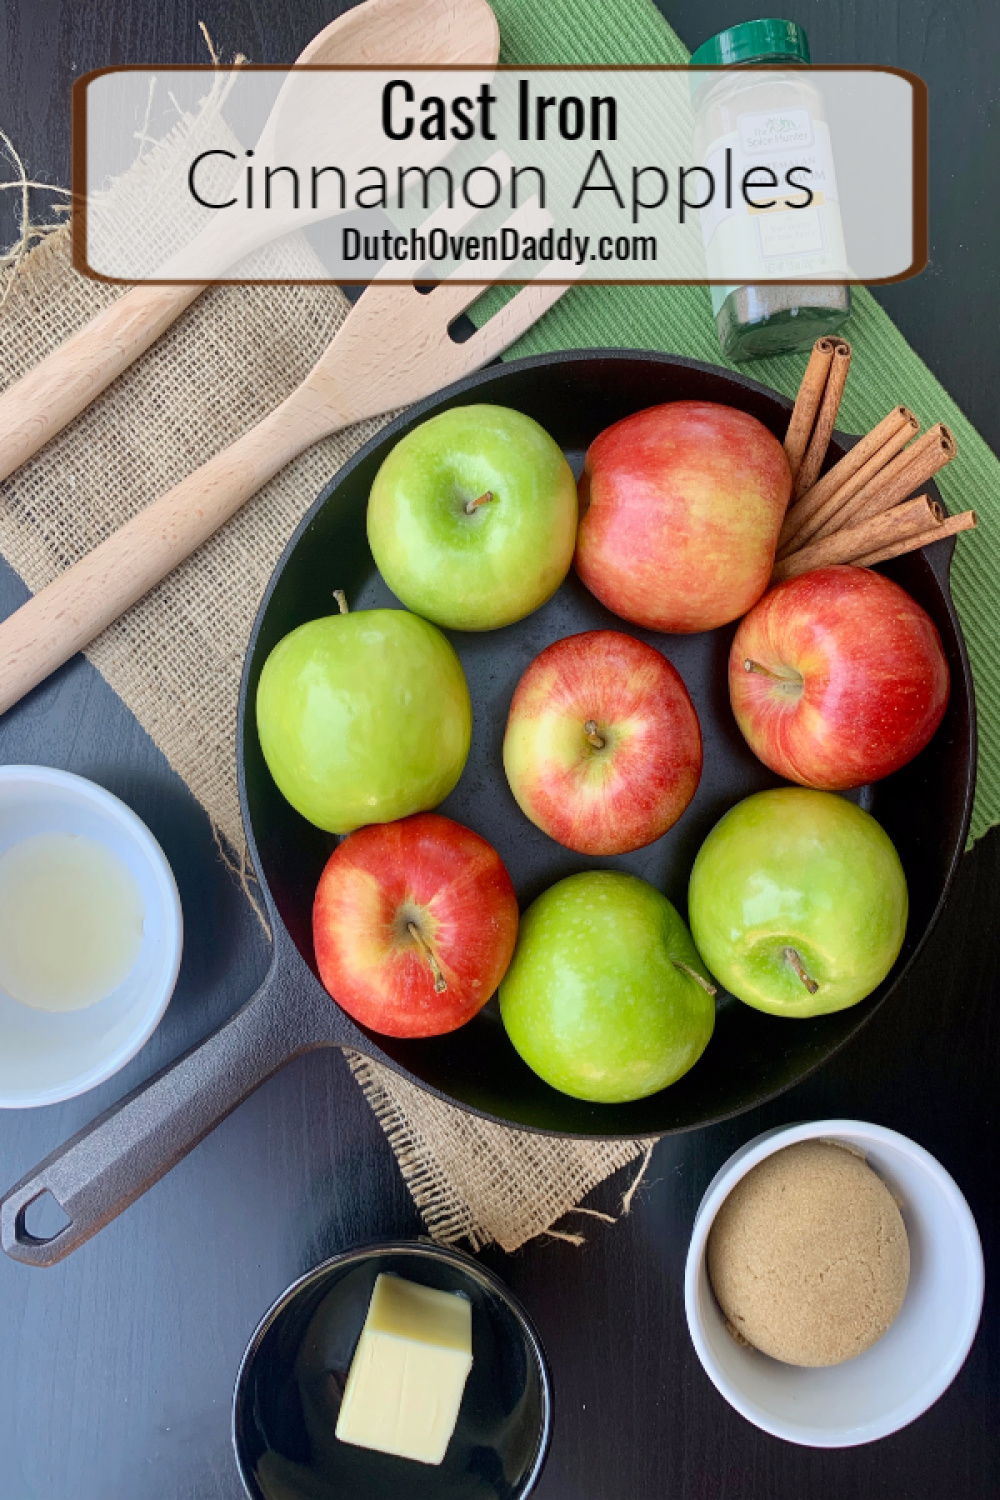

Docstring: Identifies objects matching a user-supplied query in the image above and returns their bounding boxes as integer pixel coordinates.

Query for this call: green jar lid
[690,18,811,69]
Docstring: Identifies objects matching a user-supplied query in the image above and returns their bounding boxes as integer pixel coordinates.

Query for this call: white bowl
[685,1119,984,1447]
[0,765,183,1108]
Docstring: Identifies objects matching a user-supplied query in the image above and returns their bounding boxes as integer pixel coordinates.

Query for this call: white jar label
[700,110,848,298]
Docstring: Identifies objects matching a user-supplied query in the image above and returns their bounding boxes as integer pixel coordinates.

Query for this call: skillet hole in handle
[2,1182,75,1264]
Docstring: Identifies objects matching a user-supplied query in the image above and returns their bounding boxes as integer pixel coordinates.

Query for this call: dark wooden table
[1,3,997,1497]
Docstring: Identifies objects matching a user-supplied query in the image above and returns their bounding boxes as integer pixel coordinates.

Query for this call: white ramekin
[684,1118,985,1447]
[0,765,183,1108]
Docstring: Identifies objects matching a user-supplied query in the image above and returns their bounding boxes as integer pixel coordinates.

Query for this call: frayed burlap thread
[0,136,649,1252]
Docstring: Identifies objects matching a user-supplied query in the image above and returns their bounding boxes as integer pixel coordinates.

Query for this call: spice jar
[690,18,851,362]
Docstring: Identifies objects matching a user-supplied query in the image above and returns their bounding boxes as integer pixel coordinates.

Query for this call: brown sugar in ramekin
[707,1139,910,1368]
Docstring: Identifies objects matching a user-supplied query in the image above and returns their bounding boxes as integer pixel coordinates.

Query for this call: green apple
[256,607,471,833]
[367,404,578,631]
[498,871,715,1103]
[688,788,908,1018]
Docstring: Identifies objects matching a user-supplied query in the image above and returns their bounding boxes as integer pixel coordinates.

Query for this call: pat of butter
[335,1273,473,1466]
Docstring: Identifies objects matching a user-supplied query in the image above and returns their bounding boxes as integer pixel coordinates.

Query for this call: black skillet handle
[1,946,337,1267]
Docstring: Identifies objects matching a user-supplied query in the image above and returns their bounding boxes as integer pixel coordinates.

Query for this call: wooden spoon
[0,0,500,483]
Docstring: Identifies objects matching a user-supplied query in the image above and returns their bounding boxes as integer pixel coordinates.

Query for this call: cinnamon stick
[852,509,977,568]
[777,406,918,555]
[808,424,956,543]
[791,340,852,500]
[771,495,944,583]
[784,338,837,483]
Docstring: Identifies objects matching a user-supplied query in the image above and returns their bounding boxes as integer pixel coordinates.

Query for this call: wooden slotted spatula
[0,0,500,484]
[0,257,570,715]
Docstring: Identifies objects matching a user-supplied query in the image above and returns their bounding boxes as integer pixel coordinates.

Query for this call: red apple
[313,813,518,1038]
[729,565,950,790]
[503,630,702,855]
[575,401,791,633]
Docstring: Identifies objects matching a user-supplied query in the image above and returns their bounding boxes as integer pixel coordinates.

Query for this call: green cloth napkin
[478,0,997,845]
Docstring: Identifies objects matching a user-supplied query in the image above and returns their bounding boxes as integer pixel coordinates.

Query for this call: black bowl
[232,1241,553,1500]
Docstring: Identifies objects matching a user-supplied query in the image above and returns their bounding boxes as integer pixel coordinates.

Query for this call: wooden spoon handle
[0,281,205,483]
[0,395,316,715]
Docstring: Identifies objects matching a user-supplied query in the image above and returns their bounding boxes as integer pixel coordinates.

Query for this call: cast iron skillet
[1,351,976,1266]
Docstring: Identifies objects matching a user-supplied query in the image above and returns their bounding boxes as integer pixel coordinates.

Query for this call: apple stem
[465,490,494,514]
[743,658,806,698]
[333,589,349,615]
[784,946,819,994]
[743,658,782,680]
[583,719,606,750]
[672,961,717,997]
[407,921,447,993]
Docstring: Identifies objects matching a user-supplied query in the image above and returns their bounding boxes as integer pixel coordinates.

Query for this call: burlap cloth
[0,109,649,1252]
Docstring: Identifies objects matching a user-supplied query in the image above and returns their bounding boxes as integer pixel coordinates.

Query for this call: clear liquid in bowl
[0,831,145,1012]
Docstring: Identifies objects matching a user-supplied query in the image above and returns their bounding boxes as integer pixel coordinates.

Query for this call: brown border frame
[70,64,929,286]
